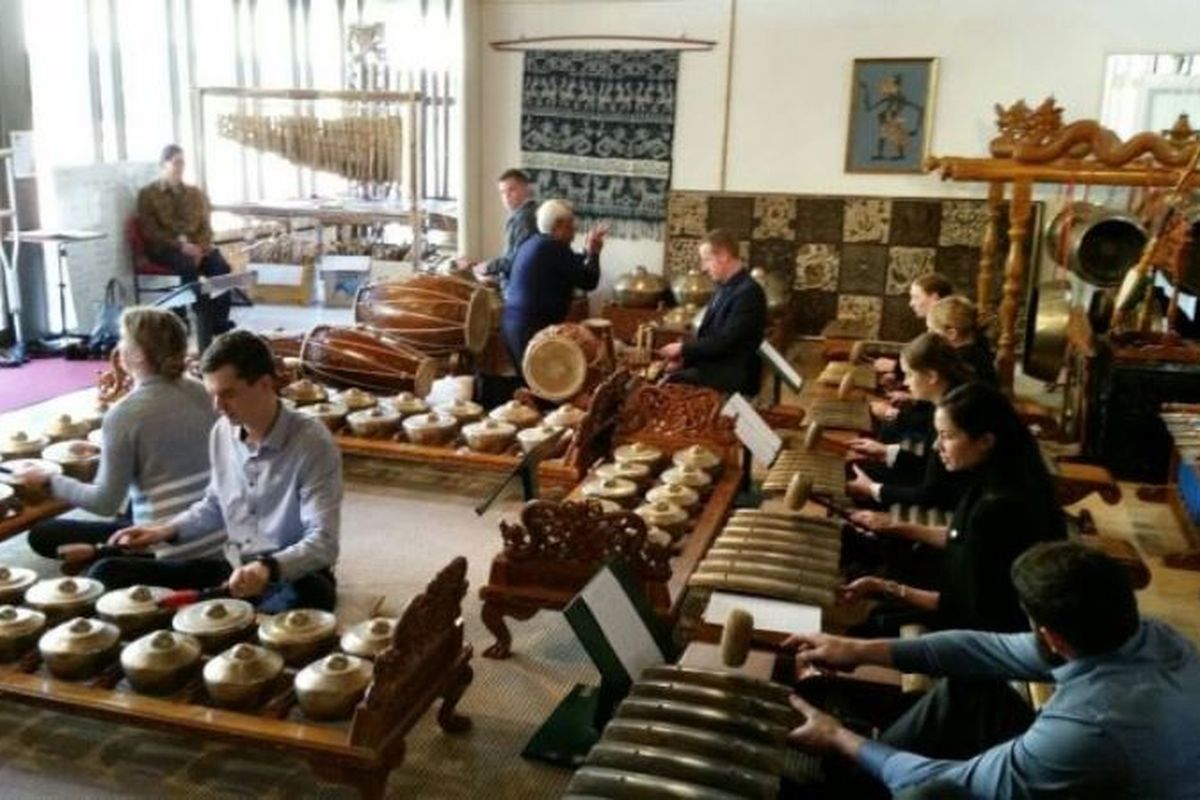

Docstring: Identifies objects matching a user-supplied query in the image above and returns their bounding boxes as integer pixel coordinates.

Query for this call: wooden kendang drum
[353,273,492,356]
[299,325,437,397]
[521,322,604,402]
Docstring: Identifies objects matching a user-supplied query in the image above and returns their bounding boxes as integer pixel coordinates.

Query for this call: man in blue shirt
[784,541,1200,799]
[500,199,606,381]
[100,330,343,612]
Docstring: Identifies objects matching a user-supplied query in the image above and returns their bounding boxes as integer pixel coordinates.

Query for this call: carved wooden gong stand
[926,97,1200,390]
[478,383,741,659]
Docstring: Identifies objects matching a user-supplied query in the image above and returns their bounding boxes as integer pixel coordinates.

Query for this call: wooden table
[0,498,69,541]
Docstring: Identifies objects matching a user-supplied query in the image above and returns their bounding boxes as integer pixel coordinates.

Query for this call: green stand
[522,682,619,767]
[734,444,764,508]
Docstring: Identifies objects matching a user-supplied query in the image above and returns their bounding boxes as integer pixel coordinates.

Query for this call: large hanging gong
[1045,202,1148,287]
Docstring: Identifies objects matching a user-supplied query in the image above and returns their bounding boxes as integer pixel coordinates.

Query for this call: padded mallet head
[720,607,755,668]
[837,371,855,400]
[803,421,824,452]
[785,472,814,511]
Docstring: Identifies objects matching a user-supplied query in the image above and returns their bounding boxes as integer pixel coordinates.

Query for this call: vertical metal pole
[85,0,106,163]
[166,0,183,146]
[107,0,127,161]
[717,0,737,190]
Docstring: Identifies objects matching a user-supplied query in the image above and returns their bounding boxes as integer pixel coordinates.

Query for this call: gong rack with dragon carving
[925,97,1200,390]
[0,558,474,800]
[478,382,743,659]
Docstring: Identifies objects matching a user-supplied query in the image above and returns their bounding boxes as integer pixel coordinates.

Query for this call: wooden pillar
[995,179,1033,391]
[976,182,1005,318]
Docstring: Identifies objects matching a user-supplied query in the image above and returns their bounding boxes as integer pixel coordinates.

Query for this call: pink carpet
[0,358,107,412]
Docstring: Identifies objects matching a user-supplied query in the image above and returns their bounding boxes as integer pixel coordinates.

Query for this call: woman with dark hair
[846,332,973,510]
[845,382,1066,633]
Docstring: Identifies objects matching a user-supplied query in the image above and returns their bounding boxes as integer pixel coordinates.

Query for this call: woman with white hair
[500,198,608,384]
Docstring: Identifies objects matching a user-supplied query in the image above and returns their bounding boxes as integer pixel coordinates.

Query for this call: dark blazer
[500,234,600,375]
[676,269,768,396]
[483,199,538,290]
[937,476,1066,633]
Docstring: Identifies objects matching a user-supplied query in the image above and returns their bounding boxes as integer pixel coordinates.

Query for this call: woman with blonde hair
[926,295,997,386]
[22,306,219,566]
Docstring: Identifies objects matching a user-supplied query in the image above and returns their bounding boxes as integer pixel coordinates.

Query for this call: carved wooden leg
[480,601,514,659]
[481,600,538,659]
[438,661,474,733]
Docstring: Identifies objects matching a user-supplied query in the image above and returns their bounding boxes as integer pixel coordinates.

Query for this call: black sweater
[937,473,1066,633]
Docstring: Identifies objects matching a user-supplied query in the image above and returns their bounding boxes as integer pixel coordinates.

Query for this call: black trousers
[27,515,129,560]
[87,557,337,614]
[147,244,234,353]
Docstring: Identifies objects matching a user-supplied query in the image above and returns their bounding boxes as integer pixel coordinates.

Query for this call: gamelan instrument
[847,339,903,364]
[565,664,795,799]
[761,442,846,500]
[521,321,606,402]
[0,557,475,798]
[803,395,872,433]
[299,324,437,396]
[353,273,492,356]
[688,509,842,607]
[887,503,951,528]
[816,361,876,394]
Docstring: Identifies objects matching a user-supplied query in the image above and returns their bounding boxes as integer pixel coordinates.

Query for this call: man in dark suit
[500,199,607,380]
[659,229,767,396]
[458,168,538,291]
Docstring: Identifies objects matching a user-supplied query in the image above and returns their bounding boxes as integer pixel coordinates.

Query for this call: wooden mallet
[785,473,874,536]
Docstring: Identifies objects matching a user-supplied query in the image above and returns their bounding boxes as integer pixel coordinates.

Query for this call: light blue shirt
[172,402,342,582]
[858,619,1200,799]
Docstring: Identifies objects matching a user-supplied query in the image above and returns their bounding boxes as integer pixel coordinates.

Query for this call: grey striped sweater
[49,375,221,557]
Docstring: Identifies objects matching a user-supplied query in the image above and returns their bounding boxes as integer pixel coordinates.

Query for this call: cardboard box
[319,255,371,307]
[249,262,313,306]
[369,258,414,284]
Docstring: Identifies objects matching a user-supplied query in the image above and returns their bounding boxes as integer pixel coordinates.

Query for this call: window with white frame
[24,0,459,330]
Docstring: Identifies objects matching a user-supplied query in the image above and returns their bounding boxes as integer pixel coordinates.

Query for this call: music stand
[522,560,676,767]
[5,229,105,352]
[759,340,804,406]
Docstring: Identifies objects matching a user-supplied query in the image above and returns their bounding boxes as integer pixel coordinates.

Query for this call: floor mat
[0,357,106,413]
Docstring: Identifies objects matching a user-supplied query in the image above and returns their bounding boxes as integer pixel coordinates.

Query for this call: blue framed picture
[845,58,938,173]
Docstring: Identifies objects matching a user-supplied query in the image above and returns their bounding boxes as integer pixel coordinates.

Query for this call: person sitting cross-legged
[96,330,342,612]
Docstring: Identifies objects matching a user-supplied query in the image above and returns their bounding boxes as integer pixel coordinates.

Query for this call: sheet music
[759,341,803,391]
[721,393,784,467]
[703,591,822,635]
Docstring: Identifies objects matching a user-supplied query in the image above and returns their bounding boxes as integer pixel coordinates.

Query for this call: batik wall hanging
[521,49,679,240]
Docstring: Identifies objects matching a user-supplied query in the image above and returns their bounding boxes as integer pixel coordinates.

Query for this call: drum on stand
[299,325,437,397]
[353,273,492,357]
[521,322,603,402]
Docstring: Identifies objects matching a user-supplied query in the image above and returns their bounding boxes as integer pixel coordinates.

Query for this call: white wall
[469,0,1200,285]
